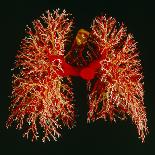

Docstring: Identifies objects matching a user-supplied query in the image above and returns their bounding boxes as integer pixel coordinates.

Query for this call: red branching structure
[87,16,148,142]
[6,9,76,142]
[7,9,148,143]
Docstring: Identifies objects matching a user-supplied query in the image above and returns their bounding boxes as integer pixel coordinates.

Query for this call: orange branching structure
[7,9,148,143]
[87,16,148,142]
[6,9,76,142]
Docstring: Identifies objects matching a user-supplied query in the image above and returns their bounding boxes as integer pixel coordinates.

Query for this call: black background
[0,0,155,155]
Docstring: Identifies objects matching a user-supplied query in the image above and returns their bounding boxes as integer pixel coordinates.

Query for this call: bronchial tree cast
[6,9,148,142]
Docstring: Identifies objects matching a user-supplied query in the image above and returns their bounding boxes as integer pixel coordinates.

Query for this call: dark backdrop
[0,0,155,155]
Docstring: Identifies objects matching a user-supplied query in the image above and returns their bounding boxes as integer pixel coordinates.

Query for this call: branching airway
[48,53,101,80]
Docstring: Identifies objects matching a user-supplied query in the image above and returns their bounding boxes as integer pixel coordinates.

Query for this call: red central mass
[80,67,95,80]
[48,54,99,80]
